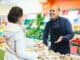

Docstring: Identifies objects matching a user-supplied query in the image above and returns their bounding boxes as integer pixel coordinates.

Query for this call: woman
[3,6,38,60]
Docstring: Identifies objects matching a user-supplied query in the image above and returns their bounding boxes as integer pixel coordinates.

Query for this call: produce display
[0,37,4,43]
[70,38,80,46]
[0,43,4,50]
[0,37,5,50]
[26,41,80,60]
[25,13,44,40]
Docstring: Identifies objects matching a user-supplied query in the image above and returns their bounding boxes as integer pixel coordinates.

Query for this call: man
[43,6,74,54]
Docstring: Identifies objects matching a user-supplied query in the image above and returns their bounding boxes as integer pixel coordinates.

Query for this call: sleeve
[4,41,16,55]
[43,23,49,46]
[14,31,38,60]
[3,31,17,55]
[62,19,74,41]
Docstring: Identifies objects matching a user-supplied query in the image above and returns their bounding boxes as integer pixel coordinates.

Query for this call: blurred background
[0,0,80,60]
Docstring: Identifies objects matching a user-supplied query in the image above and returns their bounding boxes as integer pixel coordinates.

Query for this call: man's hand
[54,36,63,43]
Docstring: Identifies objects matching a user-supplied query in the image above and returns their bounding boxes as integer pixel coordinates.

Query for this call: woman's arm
[4,41,16,55]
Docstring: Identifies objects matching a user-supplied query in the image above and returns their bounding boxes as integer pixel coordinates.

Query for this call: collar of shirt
[50,16,60,23]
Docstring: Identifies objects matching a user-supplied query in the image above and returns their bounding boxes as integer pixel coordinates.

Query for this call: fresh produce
[26,41,80,60]
[70,38,80,46]
[25,13,44,40]
[0,37,4,43]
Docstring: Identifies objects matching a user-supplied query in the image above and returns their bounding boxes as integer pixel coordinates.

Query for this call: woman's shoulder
[3,23,23,38]
[4,23,22,32]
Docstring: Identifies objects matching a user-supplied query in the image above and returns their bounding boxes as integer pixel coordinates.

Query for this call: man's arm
[54,19,74,43]
[62,19,74,41]
[43,23,49,46]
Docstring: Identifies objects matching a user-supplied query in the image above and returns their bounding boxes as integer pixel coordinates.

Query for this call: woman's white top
[3,23,38,60]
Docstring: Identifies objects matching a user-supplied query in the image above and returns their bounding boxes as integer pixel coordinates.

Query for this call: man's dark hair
[8,6,23,23]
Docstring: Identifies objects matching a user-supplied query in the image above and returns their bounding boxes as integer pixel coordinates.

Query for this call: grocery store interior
[0,0,80,60]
